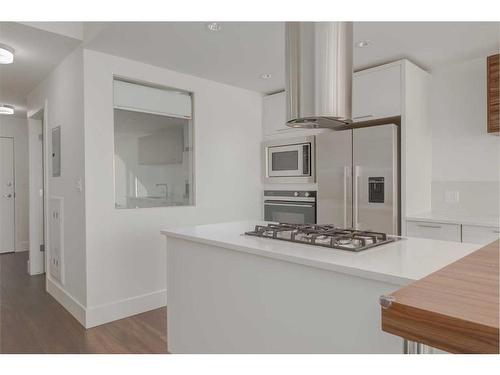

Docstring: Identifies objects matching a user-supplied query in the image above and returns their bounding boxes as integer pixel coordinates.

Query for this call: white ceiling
[1,21,499,120]
[86,22,285,94]
[0,22,81,117]
[353,22,500,71]
[86,21,499,94]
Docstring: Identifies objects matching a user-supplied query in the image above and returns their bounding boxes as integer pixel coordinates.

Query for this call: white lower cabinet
[462,225,500,245]
[406,220,500,244]
[406,220,461,242]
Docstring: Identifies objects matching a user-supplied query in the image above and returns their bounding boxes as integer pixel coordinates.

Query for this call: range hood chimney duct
[285,22,353,129]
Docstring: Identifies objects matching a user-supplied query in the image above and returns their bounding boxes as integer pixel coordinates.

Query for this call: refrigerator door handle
[353,165,360,230]
[343,166,348,227]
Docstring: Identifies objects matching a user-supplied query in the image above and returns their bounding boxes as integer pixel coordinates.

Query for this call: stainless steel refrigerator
[317,123,399,235]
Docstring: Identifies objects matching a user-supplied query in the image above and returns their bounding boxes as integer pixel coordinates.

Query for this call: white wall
[83,50,263,326]
[0,116,29,251]
[429,57,499,216]
[430,57,499,182]
[27,47,87,309]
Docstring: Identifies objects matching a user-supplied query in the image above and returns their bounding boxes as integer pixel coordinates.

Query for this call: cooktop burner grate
[244,223,396,252]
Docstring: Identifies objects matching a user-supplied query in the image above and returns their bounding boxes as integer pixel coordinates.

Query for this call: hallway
[0,252,168,353]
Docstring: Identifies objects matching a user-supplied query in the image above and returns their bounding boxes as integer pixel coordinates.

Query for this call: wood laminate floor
[0,251,168,354]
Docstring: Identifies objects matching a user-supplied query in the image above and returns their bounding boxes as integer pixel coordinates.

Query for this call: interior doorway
[28,109,47,275]
[0,136,15,254]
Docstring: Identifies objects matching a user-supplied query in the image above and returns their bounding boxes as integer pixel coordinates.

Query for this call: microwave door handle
[298,145,305,175]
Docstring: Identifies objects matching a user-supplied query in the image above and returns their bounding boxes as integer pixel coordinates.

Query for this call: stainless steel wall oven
[264,190,316,224]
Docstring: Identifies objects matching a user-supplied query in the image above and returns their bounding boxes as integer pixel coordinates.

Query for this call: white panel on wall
[49,197,64,285]
[113,79,192,119]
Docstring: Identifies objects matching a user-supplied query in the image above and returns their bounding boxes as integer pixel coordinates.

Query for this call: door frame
[0,136,16,254]
[27,101,50,275]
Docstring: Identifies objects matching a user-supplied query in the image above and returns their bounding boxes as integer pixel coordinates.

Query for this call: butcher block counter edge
[381,240,500,354]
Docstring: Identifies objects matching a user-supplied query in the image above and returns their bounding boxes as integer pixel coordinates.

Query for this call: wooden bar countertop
[381,240,499,354]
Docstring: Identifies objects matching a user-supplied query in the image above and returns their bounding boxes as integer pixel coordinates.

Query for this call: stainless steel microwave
[263,136,315,183]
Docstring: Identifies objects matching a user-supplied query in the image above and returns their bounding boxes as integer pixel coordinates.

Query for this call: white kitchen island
[161,221,481,353]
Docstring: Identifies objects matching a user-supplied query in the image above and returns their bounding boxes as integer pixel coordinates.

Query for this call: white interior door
[1,137,15,253]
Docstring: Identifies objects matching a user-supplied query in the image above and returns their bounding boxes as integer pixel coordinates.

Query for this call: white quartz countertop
[161,221,481,286]
[406,211,499,227]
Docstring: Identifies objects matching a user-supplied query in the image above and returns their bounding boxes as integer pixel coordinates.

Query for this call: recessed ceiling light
[260,73,272,79]
[0,44,14,64]
[355,40,371,48]
[0,105,15,115]
[206,22,222,32]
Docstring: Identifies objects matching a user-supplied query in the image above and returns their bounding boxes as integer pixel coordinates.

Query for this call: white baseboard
[85,289,167,328]
[47,278,166,329]
[46,277,86,326]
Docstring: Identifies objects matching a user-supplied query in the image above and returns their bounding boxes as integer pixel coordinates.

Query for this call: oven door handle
[264,202,316,208]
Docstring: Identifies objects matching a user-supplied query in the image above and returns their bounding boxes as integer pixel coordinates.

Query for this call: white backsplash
[431,181,499,217]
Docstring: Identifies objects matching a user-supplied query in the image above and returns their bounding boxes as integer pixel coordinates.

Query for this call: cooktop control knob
[304,192,310,197]
[294,192,299,197]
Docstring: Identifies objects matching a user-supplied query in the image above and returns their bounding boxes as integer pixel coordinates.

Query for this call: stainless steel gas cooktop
[245,223,396,252]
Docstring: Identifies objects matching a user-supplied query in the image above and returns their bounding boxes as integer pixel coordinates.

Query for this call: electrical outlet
[76,177,83,192]
[445,190,460,204]
[50,251,61,282]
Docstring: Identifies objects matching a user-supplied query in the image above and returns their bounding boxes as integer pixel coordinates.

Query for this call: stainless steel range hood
[285,22,353,129]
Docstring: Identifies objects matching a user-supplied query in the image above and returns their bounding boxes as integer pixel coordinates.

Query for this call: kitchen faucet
[156,183,168,200]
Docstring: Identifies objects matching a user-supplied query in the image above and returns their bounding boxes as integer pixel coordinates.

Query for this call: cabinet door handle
[417,224,442,229]
[492,230,500,234]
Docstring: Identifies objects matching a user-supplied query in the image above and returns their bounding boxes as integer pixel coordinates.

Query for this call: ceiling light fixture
[355,40,370,48]
[206,22,222,32]
[0,44,14,64]
[0,105,15,115]
[260,73,272,79]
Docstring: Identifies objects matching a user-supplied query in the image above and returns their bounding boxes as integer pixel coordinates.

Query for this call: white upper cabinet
[262,91,289,136]
[352,63,402,120]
